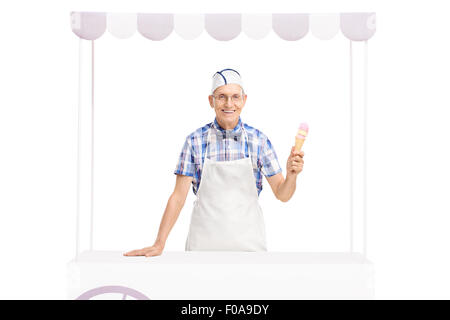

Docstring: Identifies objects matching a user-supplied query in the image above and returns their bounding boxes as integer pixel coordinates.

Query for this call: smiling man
[124,68,304,257]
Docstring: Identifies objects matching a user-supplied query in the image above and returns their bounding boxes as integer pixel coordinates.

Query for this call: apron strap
[243,123,249,158]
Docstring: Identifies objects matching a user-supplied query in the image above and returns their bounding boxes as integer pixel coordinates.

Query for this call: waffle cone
[295,138,305,152]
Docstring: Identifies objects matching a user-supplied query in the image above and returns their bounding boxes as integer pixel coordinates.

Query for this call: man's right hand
[123,242,164,258]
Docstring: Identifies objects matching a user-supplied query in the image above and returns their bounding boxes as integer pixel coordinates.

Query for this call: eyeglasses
[212,94,244,104]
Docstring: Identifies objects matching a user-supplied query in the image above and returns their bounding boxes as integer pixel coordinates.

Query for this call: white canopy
[71,12,376,41]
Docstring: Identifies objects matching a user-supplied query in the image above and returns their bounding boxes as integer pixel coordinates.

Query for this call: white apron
[185,125,267,252]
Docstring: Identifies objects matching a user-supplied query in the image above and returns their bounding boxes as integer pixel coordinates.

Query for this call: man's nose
[224,97,232,107]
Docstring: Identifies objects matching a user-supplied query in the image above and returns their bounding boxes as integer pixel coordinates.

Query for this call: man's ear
[208,95,214,108]
[242,94,248,106]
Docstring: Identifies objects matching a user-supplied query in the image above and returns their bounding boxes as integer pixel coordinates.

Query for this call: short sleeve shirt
[174,117,282,196]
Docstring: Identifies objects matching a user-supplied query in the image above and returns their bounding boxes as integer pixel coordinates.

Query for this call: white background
[0,0,449,299]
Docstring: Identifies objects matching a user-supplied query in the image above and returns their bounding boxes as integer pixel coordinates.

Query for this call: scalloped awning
[70,12,376,41]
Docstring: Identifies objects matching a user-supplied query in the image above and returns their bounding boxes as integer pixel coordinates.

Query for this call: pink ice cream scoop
[295,123,308,152]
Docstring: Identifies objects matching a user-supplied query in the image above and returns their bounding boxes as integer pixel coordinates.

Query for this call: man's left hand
[286,146,304,177]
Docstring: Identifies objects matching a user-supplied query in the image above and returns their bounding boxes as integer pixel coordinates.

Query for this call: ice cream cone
[294,123,309,152]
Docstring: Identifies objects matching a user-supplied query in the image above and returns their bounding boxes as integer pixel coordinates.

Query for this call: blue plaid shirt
[174,117,282,196]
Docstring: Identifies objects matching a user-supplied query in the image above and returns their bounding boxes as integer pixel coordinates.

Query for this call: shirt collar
[212,117,243,140]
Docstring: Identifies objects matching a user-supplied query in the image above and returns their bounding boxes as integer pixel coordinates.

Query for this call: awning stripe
[272,13,309,41]
[205,14,242,41]
[310,14,340,40]
[340,12,376,41]
[137,13,174,41]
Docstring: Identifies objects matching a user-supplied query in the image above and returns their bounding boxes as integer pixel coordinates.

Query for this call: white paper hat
[211,68,244,94]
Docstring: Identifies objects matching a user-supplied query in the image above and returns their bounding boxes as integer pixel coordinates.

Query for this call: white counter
[67,250,374,299]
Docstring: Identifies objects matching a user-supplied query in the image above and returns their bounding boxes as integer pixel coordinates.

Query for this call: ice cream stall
[68,12,376,300]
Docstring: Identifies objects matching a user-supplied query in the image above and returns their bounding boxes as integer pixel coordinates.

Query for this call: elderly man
[125,68,304,257]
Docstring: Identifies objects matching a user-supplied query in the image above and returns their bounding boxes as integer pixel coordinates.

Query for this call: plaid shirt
[174,117,282,196]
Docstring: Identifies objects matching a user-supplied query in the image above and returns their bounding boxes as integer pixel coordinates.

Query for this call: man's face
[208,83,247,129]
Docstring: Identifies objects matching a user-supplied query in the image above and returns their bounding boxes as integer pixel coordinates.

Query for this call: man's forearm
[154,194,185,247]
[276,174,297,202]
